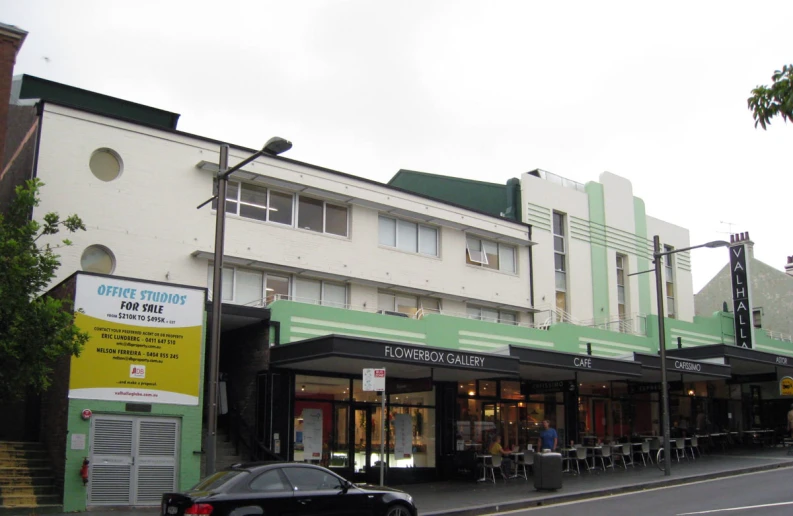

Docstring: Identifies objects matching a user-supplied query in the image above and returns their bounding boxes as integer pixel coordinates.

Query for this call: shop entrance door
[352,405,385,484]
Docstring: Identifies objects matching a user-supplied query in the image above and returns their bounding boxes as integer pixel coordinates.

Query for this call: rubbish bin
[533,452,562,491]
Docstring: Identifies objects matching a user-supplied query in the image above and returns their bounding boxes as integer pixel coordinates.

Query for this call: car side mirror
[342,480,352,493]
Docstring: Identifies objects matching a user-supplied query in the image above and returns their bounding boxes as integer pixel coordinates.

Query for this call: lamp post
[198,137,293,475]
[653,236,728,476]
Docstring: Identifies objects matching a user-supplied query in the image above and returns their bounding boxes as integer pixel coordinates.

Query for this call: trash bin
[533,452,563,491]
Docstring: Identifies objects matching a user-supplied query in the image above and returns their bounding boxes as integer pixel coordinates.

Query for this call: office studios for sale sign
[68,274,205,405]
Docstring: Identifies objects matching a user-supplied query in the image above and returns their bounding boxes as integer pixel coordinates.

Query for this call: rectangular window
[553,212,568,316]
[753,308,762,329]
[207,266,290,306]
[295,278,347,307]
[466,305,519,325]
[378,291,440,317]
[466,236,517,274]
[616,254,628,332]
[378,215,438,257]
[664,245,675,319]
[213,182,348,236]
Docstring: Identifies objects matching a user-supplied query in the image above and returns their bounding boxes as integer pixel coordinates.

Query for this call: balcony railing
[764,329,793,343]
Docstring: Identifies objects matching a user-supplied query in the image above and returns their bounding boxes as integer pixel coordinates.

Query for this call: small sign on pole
[363,368,387,486]
[363,368,386,391]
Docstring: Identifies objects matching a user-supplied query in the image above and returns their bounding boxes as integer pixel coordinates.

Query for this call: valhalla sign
[729,233,754,349]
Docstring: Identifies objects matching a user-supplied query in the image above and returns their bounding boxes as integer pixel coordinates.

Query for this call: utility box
[533,452,563,491]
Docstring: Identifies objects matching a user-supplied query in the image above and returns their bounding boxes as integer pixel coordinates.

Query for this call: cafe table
[508,451,525,479]
[475,454,492,483]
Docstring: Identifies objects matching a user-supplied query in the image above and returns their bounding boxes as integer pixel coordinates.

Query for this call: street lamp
[653,236,728,476]
[198,137,293,475]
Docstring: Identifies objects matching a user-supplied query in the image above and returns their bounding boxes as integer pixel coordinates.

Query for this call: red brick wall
[0,32,25,166]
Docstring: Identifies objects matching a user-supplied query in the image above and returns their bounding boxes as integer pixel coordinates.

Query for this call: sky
[3,0,792,292]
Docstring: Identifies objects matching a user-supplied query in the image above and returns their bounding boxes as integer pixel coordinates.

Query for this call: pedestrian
[537,420,558,452]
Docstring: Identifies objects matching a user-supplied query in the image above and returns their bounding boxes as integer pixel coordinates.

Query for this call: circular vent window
[89,148,123,182]
[80,245,116,274]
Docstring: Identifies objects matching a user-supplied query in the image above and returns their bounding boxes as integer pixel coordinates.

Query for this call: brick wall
[0,26,27,167]
[0,105,37,210]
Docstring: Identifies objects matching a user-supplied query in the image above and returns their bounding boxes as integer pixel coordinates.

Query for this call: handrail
[227,409,284,462]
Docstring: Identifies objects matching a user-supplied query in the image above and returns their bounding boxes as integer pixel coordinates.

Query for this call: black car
[161,462,417,516]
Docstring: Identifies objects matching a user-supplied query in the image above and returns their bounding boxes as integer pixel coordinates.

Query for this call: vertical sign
[394,413,413,460]
[362,368,386,486]
[301,409,323,462]
[729,240,754,349]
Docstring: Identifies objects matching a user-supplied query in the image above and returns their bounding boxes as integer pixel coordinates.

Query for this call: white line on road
[676,501,793,515]
[482,468,793,515]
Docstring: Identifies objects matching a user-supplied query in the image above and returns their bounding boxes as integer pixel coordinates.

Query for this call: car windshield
[191,470,245,491]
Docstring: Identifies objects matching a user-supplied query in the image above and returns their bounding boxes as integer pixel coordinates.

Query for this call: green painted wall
[633,197,652,315]
[585,182,610,319]
[62,318,206,512]
[270,299,793,360]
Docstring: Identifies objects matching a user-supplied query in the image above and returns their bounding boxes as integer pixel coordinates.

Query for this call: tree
[0,178,89,401]
[747,64,793,130]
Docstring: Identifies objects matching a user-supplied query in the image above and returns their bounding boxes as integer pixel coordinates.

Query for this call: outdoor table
[559,448,575,473]
[508,451,525,479]
[475,454,492,482]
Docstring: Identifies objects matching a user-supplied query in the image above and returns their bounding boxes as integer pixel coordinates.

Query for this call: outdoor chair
[688,436,701,459]
[637,441,652,466]
[615,443,634,469]
[485,455,507,482]
[515,451,531,479]
[596,445,614,472]
[571,446,591,474]
[674,439,687,462]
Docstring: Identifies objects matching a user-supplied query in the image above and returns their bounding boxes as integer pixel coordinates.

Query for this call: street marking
[677,501,793,515]
[482,468,792,515]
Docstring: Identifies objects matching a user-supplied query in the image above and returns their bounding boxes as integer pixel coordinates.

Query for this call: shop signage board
[780,376,793,396]
[301,408,323,461]
[68,274,205,405]
[394,413,413,459]
[627,381,684,395]
[523,380,576,395]
[729,240,754,349]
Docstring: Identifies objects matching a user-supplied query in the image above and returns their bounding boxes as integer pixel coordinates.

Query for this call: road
[486,468,793,516]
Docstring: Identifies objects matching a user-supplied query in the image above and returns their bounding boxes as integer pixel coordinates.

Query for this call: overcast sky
[4,0,792,292]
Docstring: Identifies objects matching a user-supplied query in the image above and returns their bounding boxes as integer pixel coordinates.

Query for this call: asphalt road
[485,468,793,516]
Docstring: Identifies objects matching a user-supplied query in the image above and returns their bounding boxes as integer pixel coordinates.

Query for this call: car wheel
[385,504,412,516]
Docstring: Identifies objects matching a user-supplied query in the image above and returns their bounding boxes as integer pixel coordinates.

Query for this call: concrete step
[0,467,52,478]
[0,460,49,469]
[0,451,46,461]
[0,477,54,487]
[0,503,62,516]
[0,493,61,507]
[0,485,57,497]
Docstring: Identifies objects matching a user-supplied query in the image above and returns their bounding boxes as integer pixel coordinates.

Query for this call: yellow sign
[69,274,205,405]
[781,376,793,397]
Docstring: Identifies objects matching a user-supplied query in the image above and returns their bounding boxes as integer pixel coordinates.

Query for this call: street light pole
[652,236,728,476]
[200,137,292,475]
[653,235,673,477]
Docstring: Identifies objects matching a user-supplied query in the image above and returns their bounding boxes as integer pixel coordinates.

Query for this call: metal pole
[206,144,229,475]
[654,235,672,476]
[380,386,386,486]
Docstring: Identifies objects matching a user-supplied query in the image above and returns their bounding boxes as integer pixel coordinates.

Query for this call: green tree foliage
[748,64,793,130]
[0,179,89,401]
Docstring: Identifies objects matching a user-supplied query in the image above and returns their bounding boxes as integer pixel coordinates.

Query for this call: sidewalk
[410,447,793,515]
[18,448,793,516]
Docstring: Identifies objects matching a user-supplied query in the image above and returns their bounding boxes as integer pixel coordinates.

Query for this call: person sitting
[488,435,514,477]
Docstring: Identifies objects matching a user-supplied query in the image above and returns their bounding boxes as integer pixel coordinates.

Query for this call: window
[81,245,116,274]
[298,196,348,236]
[281,466,344,491]
[295,278,347,308]
[207,266,290,306]
[378,215,438,257]
[212,182,349,236]
[466,305,519,325]
[249,470,289,492]
[89,148,123,182]
[664,245,675,319]
[378,291,440,317]
[616,253,628,317]
[553,212,568,316]
[465,236,517,273]
[753,308,762,329]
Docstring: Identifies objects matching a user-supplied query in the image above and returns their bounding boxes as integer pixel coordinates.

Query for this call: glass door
[352,405,385,484]
[329,405,349,472]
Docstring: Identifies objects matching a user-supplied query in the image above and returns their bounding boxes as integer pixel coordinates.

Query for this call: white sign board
[363,368,386,392]
[302,408,323,461]
[71,433,86,450]
[394,413,413,459]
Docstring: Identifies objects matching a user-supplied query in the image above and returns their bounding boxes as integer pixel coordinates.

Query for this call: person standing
[537,420,558,452]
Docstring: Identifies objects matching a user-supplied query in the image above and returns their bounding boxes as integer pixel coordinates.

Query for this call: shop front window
[294,376,350,466]
[388,397,435,469]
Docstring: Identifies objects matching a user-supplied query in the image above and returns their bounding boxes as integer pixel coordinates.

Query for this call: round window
[81,245,116,274]
[89,148,123,182]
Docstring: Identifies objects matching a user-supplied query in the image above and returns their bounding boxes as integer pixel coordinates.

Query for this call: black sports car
[161,462,417,516]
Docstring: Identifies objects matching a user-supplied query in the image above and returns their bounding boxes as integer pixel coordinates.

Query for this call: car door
[239,468,294,516]
[280,465,368,516]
